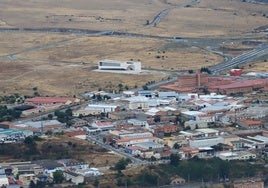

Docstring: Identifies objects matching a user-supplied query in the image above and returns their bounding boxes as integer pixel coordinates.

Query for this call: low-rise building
[217,151,256,161]
[73,104,119,117]
[64,171,84,185]
[13,120,63,133]
[19,174,37,188]
[237,119,263,129]
[0,174,8,187]
[71,118,88,127]
[189,137,224,148]
[25,96,80,105]
[91,121,114,130]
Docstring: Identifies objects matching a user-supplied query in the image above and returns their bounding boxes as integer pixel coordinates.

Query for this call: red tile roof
[210,79,268,89]
[96,121,113,127]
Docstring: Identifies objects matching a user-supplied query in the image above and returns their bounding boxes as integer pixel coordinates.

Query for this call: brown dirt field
[0,0,267,37]
[0,34,223,96]
[40,135,122,167]
[241,61,268,73]
[0,0,267,96]
[148,0,268,37]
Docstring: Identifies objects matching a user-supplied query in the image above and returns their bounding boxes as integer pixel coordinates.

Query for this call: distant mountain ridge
[242,0,268,4]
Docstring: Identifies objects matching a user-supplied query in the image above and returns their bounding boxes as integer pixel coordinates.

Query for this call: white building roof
[196,128,219,134]
[126,96,149,103]
[182,111,205,116]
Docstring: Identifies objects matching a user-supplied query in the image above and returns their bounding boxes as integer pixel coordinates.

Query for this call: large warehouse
[98,60,141,73]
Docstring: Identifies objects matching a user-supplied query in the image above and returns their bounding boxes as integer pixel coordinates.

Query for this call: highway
[209,44,268,74]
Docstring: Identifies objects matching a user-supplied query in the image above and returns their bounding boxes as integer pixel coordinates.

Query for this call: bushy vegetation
[0,105,22,122]
[155,157,264,183]
[108,157,266,187]
[112,158,132,172]
[54,109,73,126]
[0,94,20,104]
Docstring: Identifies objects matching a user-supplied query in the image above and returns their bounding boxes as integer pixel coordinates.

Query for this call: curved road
[145,0,201,27]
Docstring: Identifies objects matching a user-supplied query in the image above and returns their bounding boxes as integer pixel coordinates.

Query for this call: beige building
[19,174,37,188]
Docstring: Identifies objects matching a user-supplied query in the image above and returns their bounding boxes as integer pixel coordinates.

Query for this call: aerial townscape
[0,0,268,188]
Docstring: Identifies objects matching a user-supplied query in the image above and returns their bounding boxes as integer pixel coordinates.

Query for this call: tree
[170,154,180,166]
[118,83,123,92]
[136,171,158,186]
[154,115,161,123]
[24,136,36,145]
[151,156,157,161]
[53,170,64,184]
[29,180,36,188]
[47,114,53,120]
[65,108,72,117]
[114,158,131,172]
[93,178,99,187]
[188,69,194,74]
[142,85,148,90]
[173,143,181,149]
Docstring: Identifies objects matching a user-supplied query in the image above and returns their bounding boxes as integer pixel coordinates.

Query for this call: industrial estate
[0,0,268,188]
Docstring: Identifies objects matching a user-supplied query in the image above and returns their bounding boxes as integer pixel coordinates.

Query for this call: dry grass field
[0,34,223,96]
[0,0,267,96]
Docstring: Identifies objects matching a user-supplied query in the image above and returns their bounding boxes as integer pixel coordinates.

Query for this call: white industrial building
[217,151,256,161]
[98,60,141,73]
[73,104,119,117]
[189,137,224,148]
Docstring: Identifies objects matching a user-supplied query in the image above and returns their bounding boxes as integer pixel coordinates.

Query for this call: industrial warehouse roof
[181,111,205,116]
[0,129,32,136]
[14,120,61,128]
[134,141,164,149]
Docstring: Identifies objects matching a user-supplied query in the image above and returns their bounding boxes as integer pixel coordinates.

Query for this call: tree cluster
[200,67,212,74]
[157,157,262,183]
[0,105,21,122]
[113,158,132,172]
[54,109,73,126]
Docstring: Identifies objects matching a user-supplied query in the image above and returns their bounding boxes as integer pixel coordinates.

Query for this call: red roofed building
[160,72,268,95]
[153,125,178,137]
[25,96,80,105]
[209,79,268,95]
[237,119,264,129]
[65,130,86,137]
[230,69,242,76]
[181,147,199,159]
[91,121,115,130]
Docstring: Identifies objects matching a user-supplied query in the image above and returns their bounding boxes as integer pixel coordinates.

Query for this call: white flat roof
[182,111,205,116]
[219,152,238,157]
[196,128,219,134]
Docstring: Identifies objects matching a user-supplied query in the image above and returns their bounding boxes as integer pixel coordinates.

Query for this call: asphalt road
[209,44,268,74]
[145,0,201,28]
